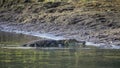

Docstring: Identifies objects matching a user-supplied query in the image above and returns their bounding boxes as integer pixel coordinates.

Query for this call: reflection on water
[0,31,120,68]
[0,31,40,46]
[0,49,120,68]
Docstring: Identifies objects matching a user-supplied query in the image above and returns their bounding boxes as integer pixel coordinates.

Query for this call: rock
[22,39,86,47]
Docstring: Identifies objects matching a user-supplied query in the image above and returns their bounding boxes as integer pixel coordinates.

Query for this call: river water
[0,31,120,68]
[0,49,120,68]
[0,31,40,46]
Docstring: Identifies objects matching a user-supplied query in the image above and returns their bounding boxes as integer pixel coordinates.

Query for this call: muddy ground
[0,1,120,46]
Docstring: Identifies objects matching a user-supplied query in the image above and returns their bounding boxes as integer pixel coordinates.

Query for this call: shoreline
[1,46,120,50]
[0,23,120,49]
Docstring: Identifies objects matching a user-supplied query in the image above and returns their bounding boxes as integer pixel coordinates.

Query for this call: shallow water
[0,49,120,68]
[0,31,40,46]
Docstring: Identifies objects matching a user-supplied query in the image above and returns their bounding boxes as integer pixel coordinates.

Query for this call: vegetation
[0,0,120,28]
[0,0,120,46]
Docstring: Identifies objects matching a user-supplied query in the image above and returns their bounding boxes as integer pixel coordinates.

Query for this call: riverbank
[0,1,120,47]
[1,27,120,49]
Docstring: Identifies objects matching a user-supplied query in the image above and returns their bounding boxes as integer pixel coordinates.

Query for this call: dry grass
[0,0,120,23]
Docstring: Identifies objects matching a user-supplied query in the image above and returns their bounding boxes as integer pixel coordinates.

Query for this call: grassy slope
[0,0,120,45]
[0,0,120,23]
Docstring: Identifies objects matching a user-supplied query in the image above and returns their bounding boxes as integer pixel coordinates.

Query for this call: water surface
[0,31,40,46]
[0,31,120,68]
[0,49,120,68]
